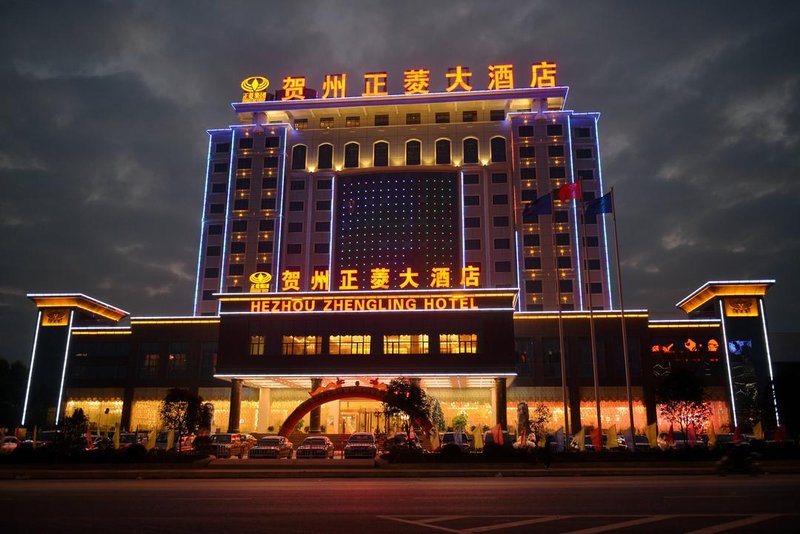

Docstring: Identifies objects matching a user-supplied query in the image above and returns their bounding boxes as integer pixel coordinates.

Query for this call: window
[439,334,477,354]
[320,117,334,129]
[288,222,303,233]
[205,267,219,278]
[257,241,273,253]
[317,144,333,169]
[373,141,389,167]
[264,156,279,168]
[521,168,536,180]
[406,113,421,125]
[583,191,596,202]
[213,162,228,173]
[229,264,244,276]
[262,177,277,189]
[208,224,223,235]
[435,112,450,124]
[261,198,276,210]
[249,335,265,356]
[578,170,594,181]
[206,246,221,256]
[316,200,331,211]
[200,343,218,376]
[464,195,479,206]
[494,238,510,249]
[546,124,563,136]
[489,110,505,121]
[202,290,215,301]
[554,211,569,223]
[314,243,329,254]
[289,201,303,212]
[315,221,331,232]
[543,338,561,378]
[236,178,250,190]
[211,183,226,194]
[405,140,421,165]
[518,125,534,137]
[256,262,271,272]
[345,116,360,128]
[259,220,274,231]
[559,280,573,293]
[344,142,359,168]
[523,234,540,246]
[548,145,564,158]
[493,216,509,227]
[525,257,541,270]
[590,282,603,294]
[555,233,570,246]
[140,351,160,378]
[239,138,253,149]
[492,194,508,205]
[576,148,593,159]
[586,236,599,247]
[588,259,601,270]
[291,145,307,170]
[237,158,252,170]
[557,257,572,269]
[519,146,536,159]
[294,119,308,130]
[550,167,566,178]
[575,127,592,138]
[215,142,230,153]
[317,178,332,190]
[227,286,243,293]
[231,242,245,253]
[521,189,537,201]
[525,280,543,293]
[465,239,481,250]
[329,335,371,355]
[282,335,322,355]
[167,345,188,377]
[209,204,225,215]
[290,180,305,191]
[491,173,507,184]
[265,136,280,148]
[464,217,480,228]
[463,138,479,164]
[463,173,479,185]
[462,110,477,122]
[233,199,248,211]
[490,137,507,162]
[384,334,429,354]
[374,114,389,126]
[435,139,451,165]
[495,261,511,272]
[287,244,301,254]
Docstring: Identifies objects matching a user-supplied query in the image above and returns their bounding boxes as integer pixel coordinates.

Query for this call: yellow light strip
[72,330,132,335]
[648,324,719,329]
[29,296,127,322]
[514,313,648,320]
[130,319,221,325]
[218,291,519,303]
[677,282,773,314]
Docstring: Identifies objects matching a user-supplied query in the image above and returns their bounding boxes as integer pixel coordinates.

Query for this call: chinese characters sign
[240,61,557,102]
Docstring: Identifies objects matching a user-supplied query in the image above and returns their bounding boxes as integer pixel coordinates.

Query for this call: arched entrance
[278,385,433,438]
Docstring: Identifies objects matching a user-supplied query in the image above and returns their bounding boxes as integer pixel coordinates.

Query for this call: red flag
[85,430,94,450]
[688,424,696,447]
[775,425,785,444]
[557,182,582,202]
[733,426,741,444]
[590,428,602,451]
[491,424,504,446]
[666,423,675,446]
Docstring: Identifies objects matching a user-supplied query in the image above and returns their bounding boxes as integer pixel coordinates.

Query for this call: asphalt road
[1,475,798,533]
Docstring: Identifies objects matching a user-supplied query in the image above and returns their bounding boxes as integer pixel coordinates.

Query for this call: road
[1,475,798,533]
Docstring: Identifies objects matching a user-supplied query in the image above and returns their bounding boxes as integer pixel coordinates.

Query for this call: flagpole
[578,197,602,439]
[610,188,636,449]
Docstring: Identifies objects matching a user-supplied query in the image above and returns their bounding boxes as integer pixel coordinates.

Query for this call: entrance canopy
[213,374,514,390]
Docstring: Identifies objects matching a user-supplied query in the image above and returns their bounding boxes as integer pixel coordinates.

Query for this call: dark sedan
[296,436,335,459]
[249,436,293,459]
[343,432,377,459]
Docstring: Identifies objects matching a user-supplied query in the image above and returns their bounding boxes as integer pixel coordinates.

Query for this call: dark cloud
[1,0,799,363]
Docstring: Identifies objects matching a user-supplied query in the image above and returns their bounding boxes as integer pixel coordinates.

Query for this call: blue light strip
[20,310,42,426]
[566,114,584,310]
[514,229,522,312]
[272,127,289,291]
[592,116,613,309]
[459,170,466,288]
[217,128,238,307]
[54,310,75,424]
[327,174,336,292]
[718,300,738,429]
[759,299,781,426]
[193,134,214,314]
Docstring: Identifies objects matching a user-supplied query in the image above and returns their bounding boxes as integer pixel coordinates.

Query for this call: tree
[430,398,446,432]
[529,403,553,446]
[382,377,432,429]
[61,408,88,449]
[657,366,713,446]
[159,388,204,437]
[452,412,468,432]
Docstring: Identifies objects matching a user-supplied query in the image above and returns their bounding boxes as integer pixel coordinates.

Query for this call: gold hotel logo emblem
[249,271,272,293]
[241,76,269,102]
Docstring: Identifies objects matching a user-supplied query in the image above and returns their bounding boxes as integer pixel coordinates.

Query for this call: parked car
[199,433,254,458]
[296,436,335,459]
[440,432,471,453]
[117,432,148,449]
[154,431,196,452]
[1,436,20,454]
[24,430,62,448]
[482,430,513,451]
[249,435,293,459]
[384,431,422,452]
[343,432,377,459]
[633,434,653,451]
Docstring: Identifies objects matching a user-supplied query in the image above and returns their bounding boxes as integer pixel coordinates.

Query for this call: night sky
[1,1,799,365]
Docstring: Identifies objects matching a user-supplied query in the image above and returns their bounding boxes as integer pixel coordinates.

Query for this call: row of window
[517,124,593,139]
[249,334,478,356]
[290,137,507,170]
[294,110,505,130]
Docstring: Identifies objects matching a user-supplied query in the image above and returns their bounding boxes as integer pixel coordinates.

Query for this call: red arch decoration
[278,385,433,438]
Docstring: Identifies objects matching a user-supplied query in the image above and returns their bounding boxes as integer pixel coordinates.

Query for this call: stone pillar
[256,387,271,433]
[227,378,243,433]
[494,377,507,429]
[569,385,582,435]
[309,378,322,433]
[120,386,135,431]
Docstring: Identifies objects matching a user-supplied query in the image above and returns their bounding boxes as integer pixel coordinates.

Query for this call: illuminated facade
[20,64,784,440]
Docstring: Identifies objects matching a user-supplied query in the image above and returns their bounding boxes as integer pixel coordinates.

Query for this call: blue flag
[585,191,613,217]
[523,193,552,217]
